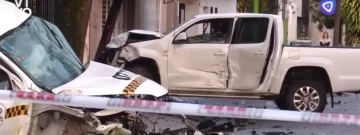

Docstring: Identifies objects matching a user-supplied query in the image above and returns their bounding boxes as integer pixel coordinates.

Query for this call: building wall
[180,0,237,21]
[200,0,237,14]
[88,0,102,61]
[184,2,200,21]
[135,0,159,31]
[164,2,179,33]
[161,0,236,33]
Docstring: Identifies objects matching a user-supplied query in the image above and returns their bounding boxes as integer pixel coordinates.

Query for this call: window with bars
[101,0,122,36]
[102,0,112,30]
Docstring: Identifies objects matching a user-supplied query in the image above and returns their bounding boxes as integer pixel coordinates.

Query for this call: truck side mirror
[173,32,188,44]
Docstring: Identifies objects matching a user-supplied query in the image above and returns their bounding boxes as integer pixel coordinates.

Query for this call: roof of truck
[194,13,279,19]
[0,0,31,36]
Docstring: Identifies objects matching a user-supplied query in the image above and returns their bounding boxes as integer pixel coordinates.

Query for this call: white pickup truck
[0,1,168,134]
[105,13,360,113]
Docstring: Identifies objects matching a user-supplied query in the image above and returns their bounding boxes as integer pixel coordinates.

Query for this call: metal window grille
[101,0,122,36]
[102,0,112,31]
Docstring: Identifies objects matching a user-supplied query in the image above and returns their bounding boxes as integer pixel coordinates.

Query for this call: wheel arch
[126,57,161,84]
[279,66,334,108]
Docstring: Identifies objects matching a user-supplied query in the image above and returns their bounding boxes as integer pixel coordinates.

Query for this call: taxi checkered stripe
[5,105,29,119]
[122,76,147,95]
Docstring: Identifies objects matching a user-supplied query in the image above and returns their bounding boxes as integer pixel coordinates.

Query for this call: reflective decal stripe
[122,76,147,95]
[5,105,29,119]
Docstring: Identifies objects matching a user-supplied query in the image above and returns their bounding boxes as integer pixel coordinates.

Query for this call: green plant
[310,0,360,44]
[237,0,248,12]
[237,0,253,13]
[260,0,278,14]
[342,0,360,44]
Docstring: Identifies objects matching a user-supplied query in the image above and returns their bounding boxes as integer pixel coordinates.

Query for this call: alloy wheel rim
[293,86,320,112]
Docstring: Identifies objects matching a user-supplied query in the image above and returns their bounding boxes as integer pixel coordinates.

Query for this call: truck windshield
[162,17,193,35]
[0,16,84,90]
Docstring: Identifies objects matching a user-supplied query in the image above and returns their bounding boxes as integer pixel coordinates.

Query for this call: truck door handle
[255,52,265,56]
[214,51,225,56]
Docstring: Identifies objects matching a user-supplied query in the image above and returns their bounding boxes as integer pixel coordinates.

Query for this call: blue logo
[319,0,336,16]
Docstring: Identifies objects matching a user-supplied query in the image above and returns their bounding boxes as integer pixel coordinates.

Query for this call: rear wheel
[277,80,327,112]
[274,98,287,110]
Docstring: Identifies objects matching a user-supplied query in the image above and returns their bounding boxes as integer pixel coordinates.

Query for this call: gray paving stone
[143,94,360,135]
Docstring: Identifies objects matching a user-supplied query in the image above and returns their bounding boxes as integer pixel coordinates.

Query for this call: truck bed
[280,46,360,93]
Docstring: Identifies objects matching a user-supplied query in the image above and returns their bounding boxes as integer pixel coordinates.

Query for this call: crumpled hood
[0,0,31,36]
[52,61,167,97]
[106,29,163,48]
[129,30,163,37]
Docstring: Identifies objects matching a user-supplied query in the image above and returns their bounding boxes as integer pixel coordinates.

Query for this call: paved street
[142,94,360,135]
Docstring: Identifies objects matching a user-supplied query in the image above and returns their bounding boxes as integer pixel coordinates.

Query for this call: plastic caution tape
[0,90,359,126]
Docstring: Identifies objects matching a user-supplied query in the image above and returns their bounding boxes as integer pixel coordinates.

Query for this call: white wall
[295,0,302,17]
[184,2,199,21]
[182,0,236,21]
[135,0,158,31]
[200,0,236,14]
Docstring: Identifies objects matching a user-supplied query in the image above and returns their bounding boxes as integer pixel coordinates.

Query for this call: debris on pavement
[140,95,360,135]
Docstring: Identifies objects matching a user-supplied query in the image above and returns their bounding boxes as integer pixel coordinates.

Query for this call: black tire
[283,80,327,112]
[124,65,156,100]
[126,65,155,81]
[274,98,287,110]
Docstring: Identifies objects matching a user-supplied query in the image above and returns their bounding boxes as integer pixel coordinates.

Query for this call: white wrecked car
[0,1,168,134]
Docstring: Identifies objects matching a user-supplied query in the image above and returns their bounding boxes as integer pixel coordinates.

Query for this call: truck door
[0,65,29,134]
[227,16,274,90]
[168,18,235,89]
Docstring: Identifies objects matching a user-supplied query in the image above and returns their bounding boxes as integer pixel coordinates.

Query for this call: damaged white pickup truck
[105,13,360,113]
[0,1,168,134]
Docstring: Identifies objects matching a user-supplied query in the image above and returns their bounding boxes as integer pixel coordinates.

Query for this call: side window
[232,18,269,44]
[0,70,11,90]
[178,18,234,44]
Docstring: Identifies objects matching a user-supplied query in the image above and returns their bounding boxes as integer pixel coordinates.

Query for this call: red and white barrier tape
[0,90,359,126]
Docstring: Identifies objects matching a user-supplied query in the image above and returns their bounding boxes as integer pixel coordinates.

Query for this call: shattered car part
[102,30,163,66]
[158,116,237,135]
[197,118,236,134]
[28,104,132,135]
[106,30,162,49]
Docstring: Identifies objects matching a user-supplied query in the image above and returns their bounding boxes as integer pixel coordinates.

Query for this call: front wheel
[278,80,327,112]
[124,65,157,100]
